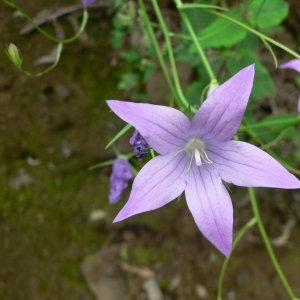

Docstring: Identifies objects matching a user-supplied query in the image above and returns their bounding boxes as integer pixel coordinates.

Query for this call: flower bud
[109,158,134,204]
[5,43,22,69]
[207,80,219,97]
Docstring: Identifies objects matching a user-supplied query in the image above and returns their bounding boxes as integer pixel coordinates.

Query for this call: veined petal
[279,59,300,73]
[192,65,254,142]
[107,101,191,155]
[207,140,300,189]
[113,153,188,222]
[185,165,233,257]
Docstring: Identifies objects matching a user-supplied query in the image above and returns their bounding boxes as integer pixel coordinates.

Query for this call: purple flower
[130,130,149,161]
[279,59,300,111]
[81,0,96,7]
[107,65,300,257]
[109,158,134,204]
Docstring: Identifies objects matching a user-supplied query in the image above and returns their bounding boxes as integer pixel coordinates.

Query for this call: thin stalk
[217,217,257,300]
[174,0,217,82]
[151,0,191,110]
[206,9,300,59]
[138,0,177,106]
[22,43,63,77]
[6,0,89,44]
[248,187,297,300]
[240,116,300,130]
[175,3,228,11]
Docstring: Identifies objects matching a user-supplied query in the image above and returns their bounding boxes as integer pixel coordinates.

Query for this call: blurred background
[0,0,300,299]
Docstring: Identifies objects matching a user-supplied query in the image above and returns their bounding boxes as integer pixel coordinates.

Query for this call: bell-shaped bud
[207,80,219,97]
[5,43,22,69]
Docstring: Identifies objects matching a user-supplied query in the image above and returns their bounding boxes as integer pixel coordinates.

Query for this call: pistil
[176,138,212,172]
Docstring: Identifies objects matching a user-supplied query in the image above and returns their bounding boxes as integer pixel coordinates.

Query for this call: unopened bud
[5,43,22,68]
[207,80,219,97]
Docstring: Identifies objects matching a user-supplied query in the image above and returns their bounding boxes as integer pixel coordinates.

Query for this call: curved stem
[209,10,300,59]
[151,0,191,111]
[138,0,177,106]
[5,1,89,44]
[22,43,63,77]
[248,187,298,300]
[217,217,257,300]
[175,0,217,83]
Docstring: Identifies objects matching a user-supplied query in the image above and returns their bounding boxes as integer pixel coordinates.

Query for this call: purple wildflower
[81,0,96,7]
[130,130,149,161]
[109,158,134,204]
[107,65,300,257]
[279,59,300,111]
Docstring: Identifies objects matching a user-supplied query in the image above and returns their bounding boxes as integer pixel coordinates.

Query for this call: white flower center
[176,138,212,172]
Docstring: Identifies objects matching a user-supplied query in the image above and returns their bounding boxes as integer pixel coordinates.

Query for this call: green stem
[22,43,63,77]
[7,0,89,44]
[175,0,217,82]
[248,187,297,300]
[138,0,177,106]
[175,3,228,11]
[217,217,257,300]
[208,9,300,59]
[151,0,190,110]
[240,116,300,130]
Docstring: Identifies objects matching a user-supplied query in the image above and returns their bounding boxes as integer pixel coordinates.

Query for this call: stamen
[175,148,186,156]
[200,148,212,164]
[186,155,194,173]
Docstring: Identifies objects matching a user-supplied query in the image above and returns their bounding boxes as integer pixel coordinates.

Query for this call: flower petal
[113,153,188,222]
[207,140,300,188]
[185,165,233,257]
[192,65,255,142]
[279,59,300,73]
[107,101,191,155]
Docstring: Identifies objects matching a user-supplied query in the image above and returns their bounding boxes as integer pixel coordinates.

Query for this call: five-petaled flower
[279,59,300,112]
[107,65,300,257]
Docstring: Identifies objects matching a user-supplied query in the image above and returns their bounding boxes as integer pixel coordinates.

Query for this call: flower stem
[175,0,217,83]
[151,0,190,111]
[138,0,177,106]
[208,9,300,59]
[21,43,63,77]
[248,187,298,300]
[7,0,89,44]
[217,217,257,300]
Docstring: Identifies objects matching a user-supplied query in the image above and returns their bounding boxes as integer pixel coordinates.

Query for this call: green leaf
[247,0,289,29]
[295,76,300,88]
[190,7,247,50]
[122,48,141,63]
[284,127,298,140]
[88,159,115,170]
[226,49,275,99]
[118,72,139,90]
[184,81,205,107]
[110,29,125,48]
